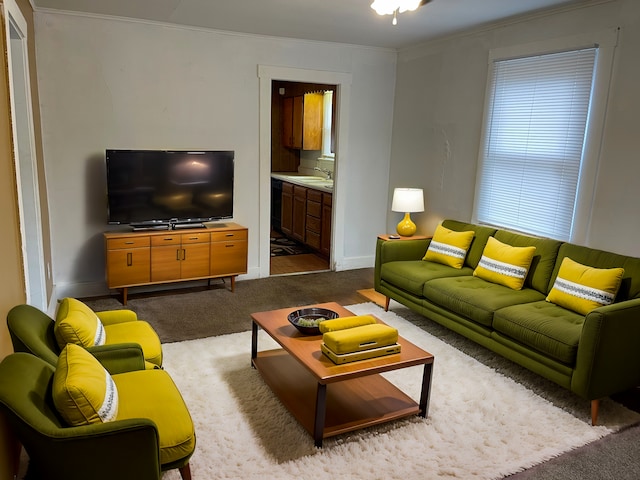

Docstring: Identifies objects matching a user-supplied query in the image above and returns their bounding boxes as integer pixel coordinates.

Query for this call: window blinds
[475,47,597,240]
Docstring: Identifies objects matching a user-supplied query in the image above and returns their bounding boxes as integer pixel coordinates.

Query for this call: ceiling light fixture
[371,0,422,25]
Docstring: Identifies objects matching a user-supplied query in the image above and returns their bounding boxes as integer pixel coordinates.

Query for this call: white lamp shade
[391,188,424,213]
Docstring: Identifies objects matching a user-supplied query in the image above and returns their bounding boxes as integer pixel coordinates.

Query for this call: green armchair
[8,300,162,371]
[0,351,195,480]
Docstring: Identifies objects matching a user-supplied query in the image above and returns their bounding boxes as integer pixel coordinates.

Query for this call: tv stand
[104,222,248,305]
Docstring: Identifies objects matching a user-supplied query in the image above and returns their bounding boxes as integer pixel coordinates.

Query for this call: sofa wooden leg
[591,399,600,426]
[179,463,192,480]
[384,296,390,311]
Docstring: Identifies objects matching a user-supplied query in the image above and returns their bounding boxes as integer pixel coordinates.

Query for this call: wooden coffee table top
[250,302,434,384]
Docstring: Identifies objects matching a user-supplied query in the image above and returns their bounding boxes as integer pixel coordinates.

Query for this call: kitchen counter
[271,173,334,193]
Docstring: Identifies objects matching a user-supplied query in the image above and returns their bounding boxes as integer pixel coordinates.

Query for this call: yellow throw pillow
[53,343,119,426]
[546,257,624,315]
[423,225,475,269]
[473,237,536,290]
[54,298,106,350]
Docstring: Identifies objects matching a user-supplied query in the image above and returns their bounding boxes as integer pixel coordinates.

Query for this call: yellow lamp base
[396,212,417,237]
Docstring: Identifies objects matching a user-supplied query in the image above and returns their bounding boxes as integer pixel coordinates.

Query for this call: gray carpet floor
[83,267,640,479]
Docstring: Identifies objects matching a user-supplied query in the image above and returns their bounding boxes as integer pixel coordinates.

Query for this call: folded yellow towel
[322,324,398,354]
[318,315,377,334]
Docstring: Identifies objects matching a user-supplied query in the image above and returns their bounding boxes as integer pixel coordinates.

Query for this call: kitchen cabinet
[282,96,303,148]
[282,93,323,151]
[305,189,322,250]
[292,186,307,242]
[321,192,332,257]
[281,182,294,236]
[280,180,332,257]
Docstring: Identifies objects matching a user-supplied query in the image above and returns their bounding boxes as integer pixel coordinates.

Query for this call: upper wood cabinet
[282,93,323,150]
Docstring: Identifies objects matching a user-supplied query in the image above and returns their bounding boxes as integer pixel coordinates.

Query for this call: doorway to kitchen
[269,80,336,276]
[258,65,352,280]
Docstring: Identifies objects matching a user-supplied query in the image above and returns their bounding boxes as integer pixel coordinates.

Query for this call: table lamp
[391,188,424,237]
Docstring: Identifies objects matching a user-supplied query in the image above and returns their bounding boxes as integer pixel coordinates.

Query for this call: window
[321,90,334,159]
[473,29,618,242]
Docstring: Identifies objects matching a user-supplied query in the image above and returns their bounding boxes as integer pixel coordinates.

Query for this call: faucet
[314,166,333,180]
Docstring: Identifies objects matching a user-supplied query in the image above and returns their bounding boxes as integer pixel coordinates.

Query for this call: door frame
[258,65,352,279]
[3,0,47,310]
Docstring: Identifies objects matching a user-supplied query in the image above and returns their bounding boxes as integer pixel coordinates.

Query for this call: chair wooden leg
[384,296,390,311]
[591,399,600,426]
[179,463,192,480]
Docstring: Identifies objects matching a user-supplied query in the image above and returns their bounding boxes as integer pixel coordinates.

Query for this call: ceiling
[32,0,590,49]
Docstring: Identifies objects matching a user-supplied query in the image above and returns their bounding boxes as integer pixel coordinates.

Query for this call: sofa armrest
[572,298,640,399]
[96,309,138,325]
[86,343,146,374]
[375,237,431,290]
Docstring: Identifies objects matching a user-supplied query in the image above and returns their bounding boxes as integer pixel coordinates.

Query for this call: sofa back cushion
[494,230,562,294]
[441,220,497,269]
[551,243,640,301]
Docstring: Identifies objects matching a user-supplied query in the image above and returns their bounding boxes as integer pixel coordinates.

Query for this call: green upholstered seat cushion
[423,276,545,327]
[55,298,106,350]
[493,301,584,365]
[114,369,196,465]
[104,321,163,368]
[494,230,562,293]
[380,261,473,297]
[53,344,119,426]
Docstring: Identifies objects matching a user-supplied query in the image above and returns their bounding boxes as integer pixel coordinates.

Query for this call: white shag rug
[161,303,640,480]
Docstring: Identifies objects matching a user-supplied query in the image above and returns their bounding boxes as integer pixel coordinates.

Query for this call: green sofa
[375,219,640,424]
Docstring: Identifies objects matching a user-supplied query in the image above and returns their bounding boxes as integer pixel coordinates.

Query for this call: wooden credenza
[104,223,248,304]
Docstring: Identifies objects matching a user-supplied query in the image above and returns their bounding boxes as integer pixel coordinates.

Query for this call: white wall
[389,0,640,257]
[34,12,397,297]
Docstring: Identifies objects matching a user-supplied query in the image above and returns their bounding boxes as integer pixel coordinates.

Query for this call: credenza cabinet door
[210,230,248,277]
[151,235,181,282]
[106,236,151,288]
[181,242,211,279]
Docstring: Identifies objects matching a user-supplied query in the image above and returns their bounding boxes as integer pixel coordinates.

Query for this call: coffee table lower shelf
[252,348,420,446]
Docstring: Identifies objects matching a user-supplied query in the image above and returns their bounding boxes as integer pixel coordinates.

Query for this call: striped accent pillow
[473,237,536,290]
[53,343,119,426]
[423,225,475,269]
[546,257,624,315]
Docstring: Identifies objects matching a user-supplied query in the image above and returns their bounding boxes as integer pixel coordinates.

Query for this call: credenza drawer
[211,230,248,242]
[107,236,151,250]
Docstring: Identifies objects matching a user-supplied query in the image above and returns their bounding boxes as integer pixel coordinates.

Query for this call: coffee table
[250,302,434,447]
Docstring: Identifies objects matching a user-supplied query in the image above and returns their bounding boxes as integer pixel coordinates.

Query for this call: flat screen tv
[106,149,234,227]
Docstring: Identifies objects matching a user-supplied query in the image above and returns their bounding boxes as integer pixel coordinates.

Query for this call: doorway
[270,80,335,276]
[4,0,47,310]
[258,65,352,280]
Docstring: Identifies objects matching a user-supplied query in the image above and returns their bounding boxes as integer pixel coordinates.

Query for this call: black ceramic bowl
[287,307,339,335]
